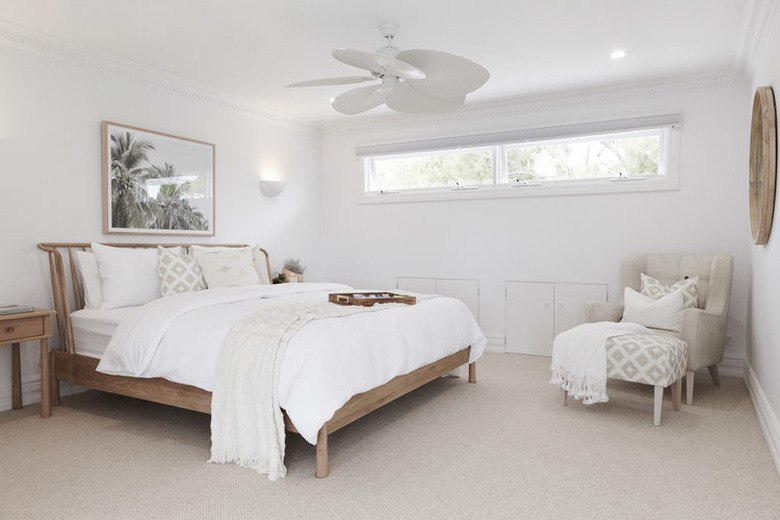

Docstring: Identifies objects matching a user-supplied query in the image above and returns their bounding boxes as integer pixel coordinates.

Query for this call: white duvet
[97,283,486,444]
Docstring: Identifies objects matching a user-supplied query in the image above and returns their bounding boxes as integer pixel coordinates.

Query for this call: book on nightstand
[0,304,35,316]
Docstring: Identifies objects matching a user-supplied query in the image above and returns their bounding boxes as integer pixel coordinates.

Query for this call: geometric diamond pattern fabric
[606,333,687,387]
[640,273,699,308]
[158,247,207,297]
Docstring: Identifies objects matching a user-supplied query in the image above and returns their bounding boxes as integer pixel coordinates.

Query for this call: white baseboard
[0,378,84,412]
[718,354,745,378]
[744,360,780,477]
[0,378,42,411]
[485,334,505,353]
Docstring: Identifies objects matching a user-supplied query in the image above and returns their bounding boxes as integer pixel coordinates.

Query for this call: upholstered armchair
[586,254,734,405]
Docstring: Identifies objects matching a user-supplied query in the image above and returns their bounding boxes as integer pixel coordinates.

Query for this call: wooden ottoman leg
[671,378,682,411]
[653,386,664,426]
[468,362,476,384]
[562,389,568,406]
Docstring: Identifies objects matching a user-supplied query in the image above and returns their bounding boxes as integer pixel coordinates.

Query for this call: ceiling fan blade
[286,76,375,87]
[331,85,390,115]
[397,49,489,97]
[386,83,466,114]
[332,48,425,80]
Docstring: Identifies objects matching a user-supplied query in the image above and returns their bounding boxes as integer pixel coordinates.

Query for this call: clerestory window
[358,114,680,202]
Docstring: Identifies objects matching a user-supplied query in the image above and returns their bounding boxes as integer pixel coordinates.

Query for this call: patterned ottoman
[606,333,687,425]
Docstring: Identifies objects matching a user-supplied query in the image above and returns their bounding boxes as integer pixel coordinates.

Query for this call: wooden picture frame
[102,121,215,236]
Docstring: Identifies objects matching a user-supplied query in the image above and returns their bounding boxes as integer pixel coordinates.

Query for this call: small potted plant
[281,258,305,283]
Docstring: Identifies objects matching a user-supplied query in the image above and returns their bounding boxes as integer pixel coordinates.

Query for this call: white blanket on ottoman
[550,321,650,405]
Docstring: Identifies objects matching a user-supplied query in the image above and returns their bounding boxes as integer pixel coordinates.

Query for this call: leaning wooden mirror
[749,86,778,245]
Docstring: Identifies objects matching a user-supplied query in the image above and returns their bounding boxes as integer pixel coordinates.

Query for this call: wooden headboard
[37,243,269,354]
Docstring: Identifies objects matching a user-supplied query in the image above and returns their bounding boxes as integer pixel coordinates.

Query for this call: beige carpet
[1,353,778,519]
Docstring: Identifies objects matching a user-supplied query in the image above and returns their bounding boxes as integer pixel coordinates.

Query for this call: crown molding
[735,0,778,78]
[324,73,748,135]
[0,18,321,134]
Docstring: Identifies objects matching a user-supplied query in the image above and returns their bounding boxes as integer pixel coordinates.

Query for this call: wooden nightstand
[0,309,56,417]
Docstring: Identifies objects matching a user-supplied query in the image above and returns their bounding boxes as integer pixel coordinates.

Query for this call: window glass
[503,130,660,184]
[361,117,678,200]
[367,148,493,192]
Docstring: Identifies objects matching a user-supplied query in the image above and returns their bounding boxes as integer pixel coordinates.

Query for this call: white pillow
[190,245,271,285]
[75,251,103,309]
[91,243,162,309]
[622,287,689,332]
[192,247,261,288]
[157,246,206,297]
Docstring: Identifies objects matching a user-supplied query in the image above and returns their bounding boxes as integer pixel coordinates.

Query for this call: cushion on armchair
[622,287,693,332]
[640,273,699,308]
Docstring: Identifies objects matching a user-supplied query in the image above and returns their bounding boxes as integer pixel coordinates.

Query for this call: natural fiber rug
[1,353,778,519]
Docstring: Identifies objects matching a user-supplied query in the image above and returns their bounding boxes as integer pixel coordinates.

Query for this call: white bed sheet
[95,283,487,444]
[71,307,142,359]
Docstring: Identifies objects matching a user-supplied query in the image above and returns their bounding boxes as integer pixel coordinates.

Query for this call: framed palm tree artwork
[102,121,215,236]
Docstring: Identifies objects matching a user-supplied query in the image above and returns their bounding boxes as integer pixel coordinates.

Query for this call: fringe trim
[208,452,287,481]
[550,365,609,405]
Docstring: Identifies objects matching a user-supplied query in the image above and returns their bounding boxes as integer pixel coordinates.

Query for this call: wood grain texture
[749,86,777,245]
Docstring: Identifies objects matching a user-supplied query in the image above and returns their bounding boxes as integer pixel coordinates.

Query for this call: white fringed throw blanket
[208,299,419,480]
[549,321,650,405]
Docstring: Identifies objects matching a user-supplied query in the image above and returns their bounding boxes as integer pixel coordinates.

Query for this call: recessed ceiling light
[610,50,627,59]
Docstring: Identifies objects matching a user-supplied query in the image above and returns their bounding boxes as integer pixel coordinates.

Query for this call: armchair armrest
[679,308,728,370]
[585,301,623,323]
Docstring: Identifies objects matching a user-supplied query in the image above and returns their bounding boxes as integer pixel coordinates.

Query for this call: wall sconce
[259,179,286,197]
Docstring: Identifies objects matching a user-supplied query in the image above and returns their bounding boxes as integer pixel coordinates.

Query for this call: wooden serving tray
[328,292,416,307]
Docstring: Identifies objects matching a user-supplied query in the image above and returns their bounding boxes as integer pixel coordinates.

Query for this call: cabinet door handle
[5,326,15,333]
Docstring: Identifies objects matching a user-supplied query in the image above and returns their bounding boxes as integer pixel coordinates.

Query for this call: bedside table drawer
[0,316,44,342]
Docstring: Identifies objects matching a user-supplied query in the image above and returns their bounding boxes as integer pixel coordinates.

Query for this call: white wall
[747,5,780,464]
[320,78,752,357]
[0,42,324,410]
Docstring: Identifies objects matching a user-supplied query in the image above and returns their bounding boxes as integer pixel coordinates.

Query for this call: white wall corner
[485,334,506,353]
[735,0,779,77]
[744,360,780,478]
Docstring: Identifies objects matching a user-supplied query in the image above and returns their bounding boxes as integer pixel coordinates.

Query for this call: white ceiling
[0,0,761,124]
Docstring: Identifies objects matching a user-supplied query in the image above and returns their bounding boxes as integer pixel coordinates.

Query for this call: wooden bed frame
[37,242,476,478]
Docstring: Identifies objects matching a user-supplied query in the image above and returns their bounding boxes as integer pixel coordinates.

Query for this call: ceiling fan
[286,23,490,115]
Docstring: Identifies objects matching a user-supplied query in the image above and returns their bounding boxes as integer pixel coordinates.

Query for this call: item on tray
[328,292,416,307]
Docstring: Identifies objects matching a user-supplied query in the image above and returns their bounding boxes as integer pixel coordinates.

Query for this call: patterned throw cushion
[606,333,687,387]
[158,247,206,296]
[189,245,271,285]
[193,247,261,288]
[641,273,699,308]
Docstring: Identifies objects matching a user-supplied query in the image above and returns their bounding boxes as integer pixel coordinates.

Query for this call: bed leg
[315,425,329,478]
[468,362,476,384]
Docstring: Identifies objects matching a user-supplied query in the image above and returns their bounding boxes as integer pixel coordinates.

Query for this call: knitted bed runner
[208,297,423,480]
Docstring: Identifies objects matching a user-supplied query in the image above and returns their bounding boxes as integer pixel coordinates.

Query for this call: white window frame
[357,114,681,203]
